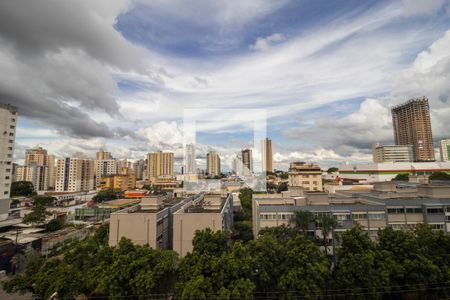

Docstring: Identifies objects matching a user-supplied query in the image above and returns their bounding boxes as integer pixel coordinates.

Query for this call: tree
[10,181,35,197]
[32,195,56,206]
[237,188,253,221]
[392,173,409,181]
[92,189,122,203]
[22,204,51,225]
[276,181,288,193]
[429,171,450,181]
[290,210,314,235]
[45,217,65,232]
[327,167,338,173]
[316,214,337,250]
[231,221,254,242]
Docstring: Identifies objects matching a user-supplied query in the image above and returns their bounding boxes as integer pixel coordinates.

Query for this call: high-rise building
[440,139,450,162]
[185,144,197,174]
[206,151,221,177]
[25,147,48,165]
[96,149,112,160]
[133,159,146,180]
[241,149,253,174]
[372,143,413,163]
[0,103,17,199]
[94,159,119,187]
[147,151,174,182]
[288,162,323,191]
[55,157,94,192]
[15,163,48,191]
[262,138,273,173]
[232,155,243,176]
[392,97,435,162]
[47,154,56,189]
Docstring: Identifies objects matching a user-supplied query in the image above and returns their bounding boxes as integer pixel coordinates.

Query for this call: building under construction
[392,97,435,162]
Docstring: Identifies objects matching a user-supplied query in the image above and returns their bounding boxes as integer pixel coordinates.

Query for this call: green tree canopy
[392,173,409,181]
[327,167,339,173]
[429,171,450,181]
[22,204,51,225]
[10,181,35,197]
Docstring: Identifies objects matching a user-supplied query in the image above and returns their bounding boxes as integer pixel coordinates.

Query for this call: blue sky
[3,0,450,169]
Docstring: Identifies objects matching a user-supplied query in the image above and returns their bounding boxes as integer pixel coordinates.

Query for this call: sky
[1,0,450,170]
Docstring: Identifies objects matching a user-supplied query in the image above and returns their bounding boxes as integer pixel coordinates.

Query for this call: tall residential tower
[0,104,17,200]
[391,97,435,162]
[261,138,273,173]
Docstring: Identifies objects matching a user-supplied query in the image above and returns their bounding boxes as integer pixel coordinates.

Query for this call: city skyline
[2,1,450,169]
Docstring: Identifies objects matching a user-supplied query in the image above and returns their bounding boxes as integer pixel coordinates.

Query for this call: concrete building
[206,151,221,177]
[262,138,273,173]
[133,159,146,180]
[372,143,413,163]
[47,154,56,189]
[339,161,450,182]
[288,162,323,191]
[25,147,48,165]
[55,157,94,192]
[252,183,450,241]
[440,139,450,162]
[392,97,435,162]
[96,149,112,160]
[185,144,197,174]
[101,173,135,191]
[94,159,119,187]
[147,151,174,182]
[232,155,244,176]
[241,149,253,174]
[173,193,233,256]
[109,194,201,249]
[0,103,17,200]
[15,163,48,191]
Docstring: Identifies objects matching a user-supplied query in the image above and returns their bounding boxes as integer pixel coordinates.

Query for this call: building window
[429,223,444,230]
[406,207,422,214]
[387,208,405,214]
[352,213,367,220]
[368,213,385,220]
[427,208,444,214]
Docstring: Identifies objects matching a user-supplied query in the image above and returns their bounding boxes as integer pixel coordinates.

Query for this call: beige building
[241,149,253,174]
[0,104,17,200]
[147,151,174,182]
[96,149,112,160]
[288,162,323,191]
[392,97,435,162]
[15,164,48,191]
[109,194,201,250]
[440,139,450,162]
[372,143,413,163]
[185,144,197,174]
[94,159,119,187]
[206,151,221,177]
[173,193,233,256]
[55,157,94,192]
[262,138,273,173]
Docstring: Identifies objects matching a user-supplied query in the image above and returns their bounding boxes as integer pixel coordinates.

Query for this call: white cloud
[249,33,286,51]
[401,0,447,16]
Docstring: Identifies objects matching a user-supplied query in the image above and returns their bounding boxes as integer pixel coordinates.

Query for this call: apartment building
[0,103,17,200]
[96,149,112,160]
[55,157,94,192]
[288,162,323,191]
[147,151,174,182]
[185,144,197,174]
[372,143,413,163]
[173,193,233,256]
[392,97,435,162]
[252,182,450,240]
[109,194,201,249]
[133,159,146,180]
[94,159,119,187]
[262,138,273,173]
[440,139,450,162]
[206,151,221,177]
[15,163,48,191]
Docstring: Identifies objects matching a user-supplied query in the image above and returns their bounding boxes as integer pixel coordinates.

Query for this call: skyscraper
[241,149,253,174]
[21,147,55,191]
[185,144,197,174]
[147,151,174,182]
[440,139,450,162]
[133,159,146,180]
[96,149,112,160]
[94,159,119,187]
[261,138,273,173]
[0,104,17,200]
[206,151,221,177]
[391,97,435,162]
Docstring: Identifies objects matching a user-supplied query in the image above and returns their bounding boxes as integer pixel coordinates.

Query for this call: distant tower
[391,97,435,162]
[185,144,197,174]
[96,149,112,160]
[206,151,221,177]
[262,138,273,172]
[0,104,17,201]
[241,149,253,174]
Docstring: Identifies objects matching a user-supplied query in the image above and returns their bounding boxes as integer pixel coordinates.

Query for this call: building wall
[392,98,435,162]
[55,158,94,192]
[440,139,450,162]
[262,138,273,172]
[109,211,159,248]
[0,104,17,199]
[207,151,221,176]
[241,149,253,174]
[288,162,323,191]
[372,143,413,163]
[95,159,119,187]
[147,151,174,182]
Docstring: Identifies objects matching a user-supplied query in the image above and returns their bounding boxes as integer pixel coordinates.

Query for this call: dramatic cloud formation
[3,0,450,169]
